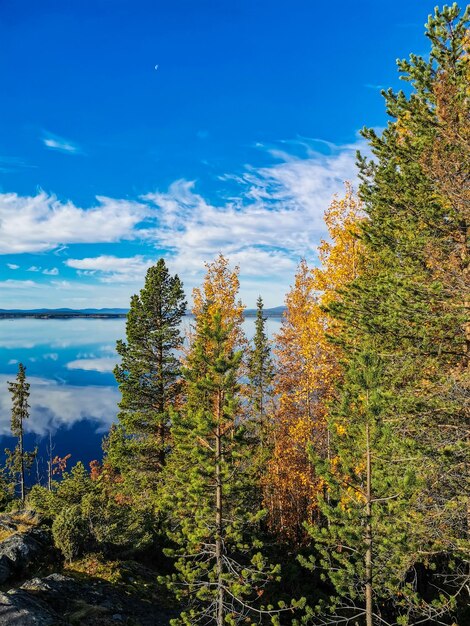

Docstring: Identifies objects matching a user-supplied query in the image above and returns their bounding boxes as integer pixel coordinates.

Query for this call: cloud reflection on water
[0,374,119,436]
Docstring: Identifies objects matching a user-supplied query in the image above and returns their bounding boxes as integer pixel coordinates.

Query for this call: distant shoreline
[0,313,127,320]
[0,309,285,320]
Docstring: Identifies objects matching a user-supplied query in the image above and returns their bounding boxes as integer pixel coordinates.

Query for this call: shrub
[52,504,90,562]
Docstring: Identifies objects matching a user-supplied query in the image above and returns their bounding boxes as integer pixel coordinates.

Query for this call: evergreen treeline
[1,6,468,625]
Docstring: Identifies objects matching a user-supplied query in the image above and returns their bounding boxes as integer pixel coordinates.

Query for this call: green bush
[27,462,95,519]
[52,504,90,562]
[81,491,155,553]
[27,485,61,517]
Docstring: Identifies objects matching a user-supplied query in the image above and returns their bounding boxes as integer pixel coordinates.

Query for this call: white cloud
[7,263,19,270]
[66,357,118,373]
[143,139,364,302]
[0,138,364,307]
[0,192,151,254]
[0,156,35,174]
[42,131,82,155]
[65,255,153,283]
[42,267,59,275]
[0,279,40,289]
[27,266,41,272]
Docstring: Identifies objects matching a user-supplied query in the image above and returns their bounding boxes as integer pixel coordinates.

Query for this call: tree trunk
[157,301,167,469]
[47,432,53,492]
[365,423,373,626]
[215,390,224,626]
[19,419,25,503]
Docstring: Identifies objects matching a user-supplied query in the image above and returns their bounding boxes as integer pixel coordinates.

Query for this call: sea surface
[0,316,282,482]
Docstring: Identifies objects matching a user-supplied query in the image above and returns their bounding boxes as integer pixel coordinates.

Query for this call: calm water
[0,317,282,479]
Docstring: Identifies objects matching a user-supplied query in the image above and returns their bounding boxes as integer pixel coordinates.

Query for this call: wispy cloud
[143,138,364,298]
[66,357,118,373]
[0,279,40,289]
[7,263,19,270]
[65,255,153,283]
[0,192,151,254]
[42,131,83,154]
[42,267,59,275]
[0,137,365,306]
[0,156,35,173]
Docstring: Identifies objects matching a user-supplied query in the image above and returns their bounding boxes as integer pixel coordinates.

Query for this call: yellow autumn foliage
[191,253,246,355]
[265,183,364,544]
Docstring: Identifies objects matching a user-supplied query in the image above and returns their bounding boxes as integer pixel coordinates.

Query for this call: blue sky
[0,0,436,308]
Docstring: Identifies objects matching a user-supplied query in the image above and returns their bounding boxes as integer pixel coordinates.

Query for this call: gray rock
[11,572,174,625]
[0,556,13,584]
[0,589,61,625]
[0,526,55,584]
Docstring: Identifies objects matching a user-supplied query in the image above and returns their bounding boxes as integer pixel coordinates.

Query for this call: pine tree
[304,351,414,626]
[313,5,470,623]
[247,296,274,449]
[162,262,282,625]
[6,363,36,502]
[112,258,186,491]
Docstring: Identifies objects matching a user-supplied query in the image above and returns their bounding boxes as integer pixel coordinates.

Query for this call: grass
[65,554,123,585]
[0,528,15,542]
[65,553,174,608]
[66,601,109,625]
[0,510,42,542]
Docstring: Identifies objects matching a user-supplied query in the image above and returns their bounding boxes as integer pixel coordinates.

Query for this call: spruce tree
[112,259,186,490]
[247,296,274,448]
[6,363,36,502]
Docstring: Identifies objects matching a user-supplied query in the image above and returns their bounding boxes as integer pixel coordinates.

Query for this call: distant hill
[184,306,285,317]
[0,306,286,319]
[0,308,129,318]
[244,306,286,317]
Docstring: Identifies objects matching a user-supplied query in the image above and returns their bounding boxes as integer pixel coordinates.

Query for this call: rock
[0,588,61,625]
[0,529,54,584]
[0,556,13,584]
[11,573,175,624]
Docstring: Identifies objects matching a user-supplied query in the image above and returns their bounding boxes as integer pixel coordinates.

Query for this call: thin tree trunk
[365,422,373,626]
[19,419,25,503]
[215,390,224,626]
[47,432,53,492]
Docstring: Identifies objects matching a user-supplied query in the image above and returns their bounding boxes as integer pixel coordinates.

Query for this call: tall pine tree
[312,5,470,623]
[111,259,186,493]
[6,363,36,502]
[162,260,282,625]
[247,296,274,449]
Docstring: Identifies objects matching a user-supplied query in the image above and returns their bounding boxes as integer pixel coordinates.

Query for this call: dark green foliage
[247,296,275,449]
[52,504,89,562]
[304,352,419,625]
[29,462,156,559]
[112,258,186,492]
[5,363,37,502]
[309,5,470,624]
